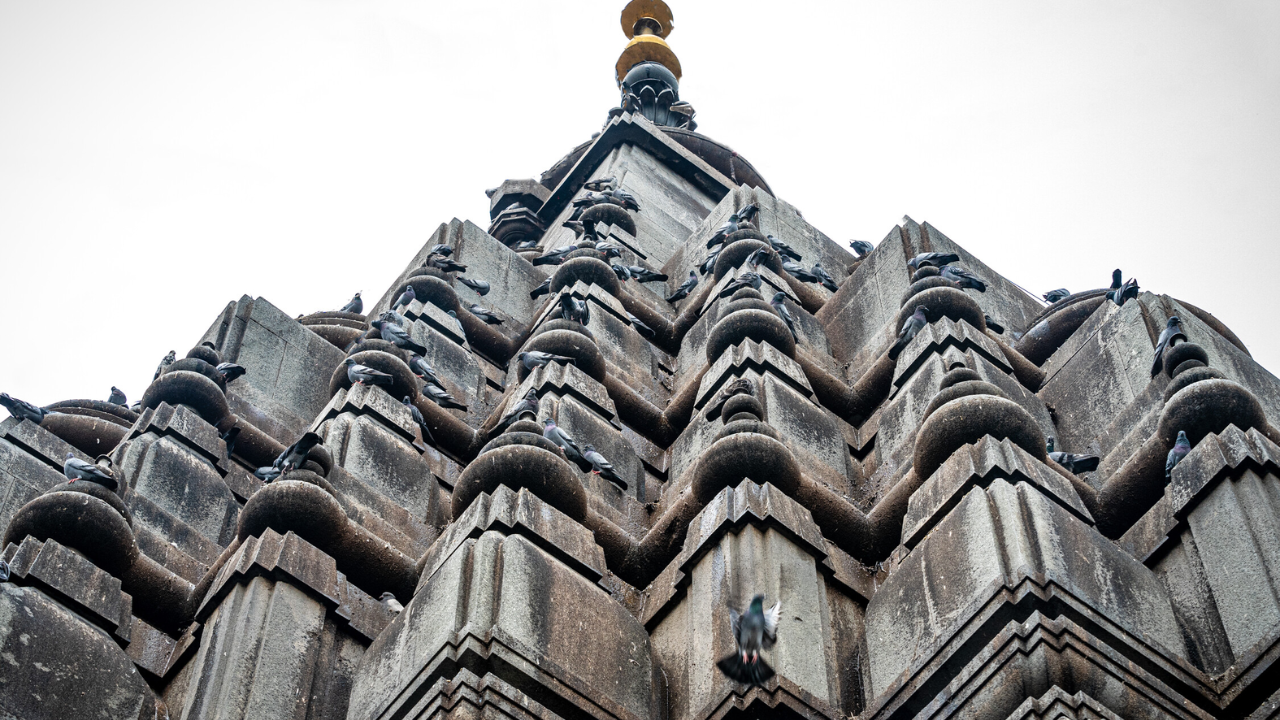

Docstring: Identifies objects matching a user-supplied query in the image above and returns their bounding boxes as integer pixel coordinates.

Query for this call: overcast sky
[2,0,1278,408]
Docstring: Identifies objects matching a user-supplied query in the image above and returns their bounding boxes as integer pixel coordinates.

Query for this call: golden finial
[616,0,681,84]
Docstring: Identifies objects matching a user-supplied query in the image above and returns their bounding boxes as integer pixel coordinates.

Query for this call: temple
[5,3,1280,719]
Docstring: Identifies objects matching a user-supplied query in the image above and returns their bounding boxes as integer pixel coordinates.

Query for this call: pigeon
[458,276,491,296]
[63,453,118,490]
[849,240,874,257]
[770,293,798,340]
[532,245,577,266]
[1166,430,1191,478]
[379,592,404,614]
[583,176,616,191]
[1046,437,1099,474]
[427,243,453,258]
[582,444,628,490]
[345,358,394,386]
[766,235,801,262]
[514,237,540,250]
[0,558,9,583]
[339,292,363,314]
[0,393,48,424]
[628,266,667,283]
[611,263,632,282]
[746,246,773,269]
[700,249,722,276]
[708,214,740,248]
[276,431,323,474]
[380,309,410,328]
[1108,276,1139,306]
[424,383,467,410]
[108,387,127,406]
[498,388,540,430]
[705,377,756,419]
[542,418,592,472]
[890,306,929,359]
[627,312,655,339]
[736,202,760,223]
[607,187,640,212]
[667,271,699,303]
[215,362,247,383]
[469,304,503,325]
[782,260,819,283]
[1043,289,1071,304]
[446,311,467,343]
[530,278,552,299]
[715,595,781,687]
[571,190,611,213]
[221,427,240,458]
[154,350,176,380]
[719,271,762,298]
[940,265,987,292]
[374,320,429,356]
[811,263,839,292]
[596,241,623,259]
[393,285,416,310]
[562,220,586,239]
[907,252,960,270]
[1151,316,1188,377]
[560,293,590,325]
[403,396,434,444]
[519,351,576,370]
[407,354,444,388]
[984,315,1006,334]
[428,255,467,273]
[254,465,283,483]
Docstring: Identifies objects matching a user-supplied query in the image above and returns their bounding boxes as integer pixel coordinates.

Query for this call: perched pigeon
[221,427,240,458]
[63,453,117,490]
[530,278,552,299]
[154,350,176,380]
[736,202,760,223]
[393,285,416,310]
[403,396,434,444]
[706,377,757,419]
[374,320,429,356]
[446,311,467,343]
[560,293,590,325]
[719,271,762,298]
[811,263,839,292]
[583,176,616,191]
[707,214,740,248]
[277,431,322,474]
[424,383,467,410]
[519,351,576,370]
[716,595,781,687]
[498,388,540,430]
[596,241,623,259]
[427,244,453,258]
[0,393,48,424]
[428,255,467,273]
[1108,276,1139,306]
[345,358,394,386]
[571,190,611,213]
[0,558,9,583]
[766,235,801,262]
[607,187,640,211]
[408,354,444,389]
[1166,430,1191,478]
[628,266,667,283]
[667,271,699,303]
[746,246,772,270]
[984,315,1006,334]
[1046,437,1099,474]
[782,260,819,283]
[458,276,491,296]
[562,220,586,239]
[108,387,127,406]
[582,444,628,490]
[1043,288,1071,304]
[890,306,929,359]
[469,304,503,325]
[907,252,959,271]
[1151,316,1188,377]
[700,249,722,276]
[627,312,655,339]
[254,465,283,483]
[216,362,246,383]
[340,292,363,314]
[542,418,592,472]
[611,264,632,282]
[380,309,410,327]
[379,592,404,614]
[849,240,874,257]
[532,245,576,266]
[770,293,798,341]
[941,265,987,292]
[514,237,540,250]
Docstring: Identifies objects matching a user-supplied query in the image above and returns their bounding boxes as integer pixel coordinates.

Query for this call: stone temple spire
[614,0,695,130]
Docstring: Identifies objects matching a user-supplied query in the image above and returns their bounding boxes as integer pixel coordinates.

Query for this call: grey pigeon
[446,311,467,343]
[907,252,959,270]
[530,278,552,299]
[849,240,874,257]
[542,418,592,472]
[940,265,987,292]
[0,393,48,424]
[700,249,722,275]
[706,377,756,419]
[628,266,667,283]
[736,202,760,223]
[458,276,491,296]
[583,176,616,191]
[428,255,467,273]
[560,293,590,325]
[719,271,762,298]
[403,396,434,444]
[782,260,818,283]
[379,592,404,614]
[582,444,628,490]
[345,358,394,386]
[1108,273,1139,306]
[393,285,416,310]
[770,292,798,341]
[707,214,740,248]
[627,312,655,339]
[562,219,586,239]
[1043,289,1071,303]
[108,387,127,406]
[221,427,240,458]
[890,306,929,359]
[611,264,632,282]
[607,187,640,211]
[766,235,801,262]
[498,388,540,430]
[596,241,623,259]
[424,383,467,410]
[1151,316,1188,377]
[63,453,117,490]
[380,309,410,327]
[984,315,1006,334]
[571,190,611,212]
[746,246,772,269]
[408,354,444,388]
[532,245,576,266]
[1046,437,1099,474]
[667,271,699,303]
[469,304,503,325]
[427,243,453,258]
[374,320,429,356]
[340,292,363,314]
[519,351,576,370]
[811,263,839,292]
[276,431,322,474]
[0,558,9,583]
[716,595,781,687]
[1166,430,1191,478]
[515,237,540,250]
[254,465,283,483]
[154,350,176,380]
[216,362,246,383]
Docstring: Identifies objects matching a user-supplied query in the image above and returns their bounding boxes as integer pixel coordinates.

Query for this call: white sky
[1,0,1278,407]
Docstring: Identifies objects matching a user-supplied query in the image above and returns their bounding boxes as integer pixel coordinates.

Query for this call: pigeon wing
[762,602,781,648]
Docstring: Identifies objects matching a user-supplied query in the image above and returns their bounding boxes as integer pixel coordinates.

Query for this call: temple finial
[614,0,694,130]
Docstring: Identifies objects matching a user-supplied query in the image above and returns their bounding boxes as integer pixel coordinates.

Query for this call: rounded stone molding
[705,309,796,362]
[185,344,222,366]
[550,256,621,296]
[721,393,763,420]
[328,350,418,401]
[505,419,545,435]
[531,319,596,343]
[693,432,800,502]
[711,238,778,280]
[895,286,986,333]
[163,357,226,392]
[4,491,139,578]
[937,367,981,391]
[1016,294,1110,366]
[1157,378,1267,446]
[580,202,636,236]
[914,394,1046,480]
[911,266,942,282]
[921,380,1011,424]
[1162,342,1209,378]
[301,310,367,325]
[237,480,347,544]
[38,413,129,459]
[516,329,606,383]
[403,273,460,313]
[1162,366,1226,402]
[346,338,408,361]
[140,370,232,428]
[44,399,137,426]
[899,277,954,306]
[452,440,587,522]
[47,481,132,524]
[307,324,365,349]
[717,294,774,320]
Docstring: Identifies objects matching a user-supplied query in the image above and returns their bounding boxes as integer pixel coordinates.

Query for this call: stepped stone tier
[5,3,1280,719]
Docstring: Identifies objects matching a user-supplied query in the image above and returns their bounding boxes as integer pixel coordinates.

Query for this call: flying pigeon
[379,592,404,614]
[984,315,1006,334]
[108,387,127,406]
[469,304,503,325]
[582,444,628,490]
[530,278,552,299]
[424,383,467,410]
[519,351,576,370]
[497,388,540,430]
[941,265,987,292]
[63,453,117,490]
[907,252,959,270]
[583,176,616,191]
[890,306,929,359]
[458,276,491,296]
[667,271,698,303]
[154,350,176,380]
[736,202,760,224]
[1043,289,1071,304]
[560,293,590,325]
[221,427,240,458]
[0,393,48,424]
[708,214,740,248]
[1151,316,1188,377]
[216,362,246,383]
[1166,430,1191,478]
[408,354,444,389]
[705,377,756,419]
[627,312,655,339]
[716,595,781,687]
[254,465,283,483]
[542,418,592,472]
[811,263,839,292]
[393,285,416,310]
[276,431,322,474]
[770,293,798,341]
[611,264,632,282]
[628,266,667,283]
[532,245,576,266]
[345,358,394,387]
[766,235,801,262]
[849,240,874,257]
[446,311,467,343]
[374,320,429,356]
[428,255,467,273]
[700,249,722,276]
[340,292,363,314]
[1046,437,1099,474]
[719,271,762,298]
[403,396,434,445]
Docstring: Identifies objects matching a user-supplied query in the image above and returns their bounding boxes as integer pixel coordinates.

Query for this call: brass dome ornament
[613,0,692,128]
[621,0,674,39]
